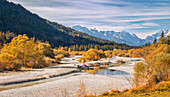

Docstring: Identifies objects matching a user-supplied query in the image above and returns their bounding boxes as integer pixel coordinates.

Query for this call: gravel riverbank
[0,67,77,84]
[0,74,131,97]
[0,56,142,97]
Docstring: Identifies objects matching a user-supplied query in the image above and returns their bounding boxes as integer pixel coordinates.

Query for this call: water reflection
[85,68,132,79]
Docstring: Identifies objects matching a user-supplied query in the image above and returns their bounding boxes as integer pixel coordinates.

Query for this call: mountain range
[1,0,168,47]
[0,0,132,48]
[73,25,170,46]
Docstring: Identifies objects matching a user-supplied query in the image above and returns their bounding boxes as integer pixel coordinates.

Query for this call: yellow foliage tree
[37,42,54,58]
[84,49,100,61]
[78,49,106,63]
[0,34,48,69]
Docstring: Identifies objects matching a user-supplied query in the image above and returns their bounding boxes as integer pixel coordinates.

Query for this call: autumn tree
[159,31,165,44]
[78,49,106,63]
[104,50,113,58]
[84,49,100,61]
[0,31,15,49]
[98,50,106,58]
[37,41,54,58]
[166,35,170,45]
[133,43,170,87]
[0,34,50,70]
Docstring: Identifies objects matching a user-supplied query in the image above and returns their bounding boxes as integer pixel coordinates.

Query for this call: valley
[0,0,169,97]
[0,56,142,97]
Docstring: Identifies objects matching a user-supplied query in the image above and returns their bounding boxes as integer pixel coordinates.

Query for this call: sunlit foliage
[0,31,15,49]
[0,34,55,71]
[78,49,106,63]
[132,33,170,88]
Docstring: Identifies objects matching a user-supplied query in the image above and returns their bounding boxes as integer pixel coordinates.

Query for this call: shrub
[77,80,87,97]
[133,53,170,88]
[37,42,55,58]
[147,53,170,84]
[53,48,70,57]
[0,61,21,71]
[98,50,106,58]
[100,91,110,96]
[133,62,148,87]
[155,81,170,91]
[125,54,130,57]
[78,57,86,63]
[70,51,85,56]
[78,51,85,55]
[83,49,100,61]
[78,49,107,63]
[72,52,79,56]
[104,50,112,58]
[118,53,126,57]
[44,57,55,64]
[54,54,64,63]
[0,35,52,70]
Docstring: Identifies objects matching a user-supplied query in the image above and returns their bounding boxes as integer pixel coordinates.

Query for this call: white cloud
[118,17,170,23]
[87,24,149,32]
[136,30,161,39]
[142,23,159,26]
[8,0,170,37]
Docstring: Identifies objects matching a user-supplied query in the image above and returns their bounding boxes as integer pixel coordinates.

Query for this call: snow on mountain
[73,25,145,46]
[145,29,170,43]
[72,25,169,46]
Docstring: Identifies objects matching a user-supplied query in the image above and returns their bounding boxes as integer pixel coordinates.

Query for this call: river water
[95,69,132,79]
[0,56,140,91]
[82,61,135,79]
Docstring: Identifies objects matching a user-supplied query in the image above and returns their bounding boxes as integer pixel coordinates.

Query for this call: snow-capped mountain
[72,25,145,46]
[145,29,170,43]
[72,25,169,46]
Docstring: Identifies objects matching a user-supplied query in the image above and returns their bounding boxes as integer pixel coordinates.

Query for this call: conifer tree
[153,38,157,44]
[159,30,165,44]
[166,35,170,45]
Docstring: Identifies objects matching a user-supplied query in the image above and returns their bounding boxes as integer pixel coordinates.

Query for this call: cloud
[8,0,170,38]
[118,17,170,23]
[85,24,149,32]
[135,30,161,39]
[142,23,159,26]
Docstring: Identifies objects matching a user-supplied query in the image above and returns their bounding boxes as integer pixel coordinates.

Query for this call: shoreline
[0,70,79,86]
[0,67,78,85]
[0,56,142,96]
[0,74,131,97]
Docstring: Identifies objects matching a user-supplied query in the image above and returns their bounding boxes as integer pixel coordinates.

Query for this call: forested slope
[0,0,132,49]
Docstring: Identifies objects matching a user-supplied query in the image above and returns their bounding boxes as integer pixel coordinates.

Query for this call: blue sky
[8,0,170,38]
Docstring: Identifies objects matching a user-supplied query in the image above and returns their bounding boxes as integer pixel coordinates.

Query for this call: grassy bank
[87,81,170,97]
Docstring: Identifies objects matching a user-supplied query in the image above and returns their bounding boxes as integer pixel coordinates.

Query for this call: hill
[0,0,132,48]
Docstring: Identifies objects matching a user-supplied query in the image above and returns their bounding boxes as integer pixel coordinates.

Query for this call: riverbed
[0,56,143,97]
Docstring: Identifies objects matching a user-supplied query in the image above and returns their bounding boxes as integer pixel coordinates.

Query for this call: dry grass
[60,87,70,97]
[77,80,87,97]
[95,81,170,97]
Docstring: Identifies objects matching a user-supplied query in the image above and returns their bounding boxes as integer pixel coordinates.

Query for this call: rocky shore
[0,56,143,97]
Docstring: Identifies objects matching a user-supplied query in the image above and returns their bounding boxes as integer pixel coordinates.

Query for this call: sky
[8,0,170,39]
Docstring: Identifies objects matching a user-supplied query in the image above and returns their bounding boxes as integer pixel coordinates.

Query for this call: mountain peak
[145,29,170,43]
[72,25,144,46]
[72,25,169,46]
